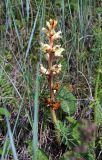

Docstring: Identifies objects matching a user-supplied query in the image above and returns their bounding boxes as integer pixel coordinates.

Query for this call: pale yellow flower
[46,21,51,30]
[42,27,56,37]
[49,19,57,29]
[45,53,49,61]
[40,43,51,53]
[53,45,64,57]
[52,31,62,40]
[46,19,58,30]
[51,64,62,75]
[42,27,48,33]
[42,19,58,38]
[40,64,49,75]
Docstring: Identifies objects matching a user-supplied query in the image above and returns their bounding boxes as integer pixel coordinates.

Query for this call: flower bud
[51,64,62,75]
[40,43,51,53]
[53,45,64,57]
[40,64,49,75]
[52,31,62,40]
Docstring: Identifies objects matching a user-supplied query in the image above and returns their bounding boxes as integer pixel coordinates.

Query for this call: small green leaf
[58,87,77,114]
[56,120,64,132]
[71,124,80,143]
[0,107,10,117]
[37,149,48,160]
[0,148,3,154]
[27,140,48,160]
[95,101,102,126]
[66,116,77,124]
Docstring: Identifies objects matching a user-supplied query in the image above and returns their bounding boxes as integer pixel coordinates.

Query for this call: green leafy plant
[0,107,10,117]
[0,72,17,107]
[27,140,49,160]
[58,86,77,115]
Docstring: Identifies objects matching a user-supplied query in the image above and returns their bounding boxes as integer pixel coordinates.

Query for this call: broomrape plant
[40,19,64,142]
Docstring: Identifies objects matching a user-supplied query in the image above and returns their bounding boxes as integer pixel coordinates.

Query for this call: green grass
[0,0,102,159]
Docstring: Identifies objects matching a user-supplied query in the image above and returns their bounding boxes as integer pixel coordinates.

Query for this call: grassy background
[0,0,102,160]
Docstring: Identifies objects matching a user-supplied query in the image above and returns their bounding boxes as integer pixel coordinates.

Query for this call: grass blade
[5,114,18,160]
[32,63,40,160]
[25,0,42,59]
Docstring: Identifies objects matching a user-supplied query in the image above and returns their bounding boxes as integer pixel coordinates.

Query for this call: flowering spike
[40,18,65,143]
[40,19,64,107]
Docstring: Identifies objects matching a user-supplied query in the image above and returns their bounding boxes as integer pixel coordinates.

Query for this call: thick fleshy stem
[48,37,61,144]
